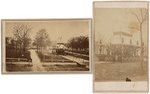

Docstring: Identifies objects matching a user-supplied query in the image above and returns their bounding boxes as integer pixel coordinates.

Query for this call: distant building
[56,43,67,49]
[45,42,67,54]
[95,31,143,62]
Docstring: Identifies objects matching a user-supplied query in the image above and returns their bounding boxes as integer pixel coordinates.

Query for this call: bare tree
[129,8,148,70]
[129,9,148,46]
[13,23,32,54]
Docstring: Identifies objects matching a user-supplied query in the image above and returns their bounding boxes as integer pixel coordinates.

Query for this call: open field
[95,62,148,82]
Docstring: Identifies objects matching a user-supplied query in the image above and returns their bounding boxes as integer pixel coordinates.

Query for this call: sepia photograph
[2,19,91,73]
[93,1,148,92]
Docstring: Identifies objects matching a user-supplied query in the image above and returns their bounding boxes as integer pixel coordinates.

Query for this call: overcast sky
[94,8,148,46]
[5,20,90,43]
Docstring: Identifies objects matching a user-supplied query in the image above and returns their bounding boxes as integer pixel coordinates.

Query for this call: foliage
[6,37,31,61]
[68,36,89,50]
[33,29,51,53]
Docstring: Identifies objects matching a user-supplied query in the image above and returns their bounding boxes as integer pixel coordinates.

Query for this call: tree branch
[141,9,148,24]
[131,11,141,23]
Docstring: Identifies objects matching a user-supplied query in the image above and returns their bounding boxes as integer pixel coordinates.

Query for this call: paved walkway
[30,50,44,72]
[61,55,89,66]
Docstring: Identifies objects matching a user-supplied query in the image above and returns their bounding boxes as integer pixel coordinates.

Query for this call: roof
[113,31,132,37]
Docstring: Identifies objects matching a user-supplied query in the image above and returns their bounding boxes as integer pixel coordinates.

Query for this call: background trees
[6,23,32,59]
[68,36,89,54]
[13,23,32,53]
[33,29,51,54]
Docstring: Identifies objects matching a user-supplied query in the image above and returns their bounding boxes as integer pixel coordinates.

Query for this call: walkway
[61,55,89,66]
[30,50,45,72]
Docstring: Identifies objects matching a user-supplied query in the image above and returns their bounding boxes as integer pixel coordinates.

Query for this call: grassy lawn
[37,51,71,62]
[6,64,32,72]
[42,54,73,62]
[95,62,148,82]
[6,63,89,72]
[43,54,68,60]
[44,65,89,71]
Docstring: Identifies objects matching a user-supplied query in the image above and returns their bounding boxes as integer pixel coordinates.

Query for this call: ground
[95,61,148,82]
[6,49,89,72]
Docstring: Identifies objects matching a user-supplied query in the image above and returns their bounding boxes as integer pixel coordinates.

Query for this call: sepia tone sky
[5,20,90,43]
[94,8,148,46]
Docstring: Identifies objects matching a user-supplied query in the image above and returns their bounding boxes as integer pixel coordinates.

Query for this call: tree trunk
[140,23,144,71]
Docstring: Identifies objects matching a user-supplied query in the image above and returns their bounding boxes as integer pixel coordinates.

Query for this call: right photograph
[93,1,148,92]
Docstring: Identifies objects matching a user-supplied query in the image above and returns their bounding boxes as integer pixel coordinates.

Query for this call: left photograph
[2,19,91,73]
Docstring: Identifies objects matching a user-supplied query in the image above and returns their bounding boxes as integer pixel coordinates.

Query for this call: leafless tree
[13,23,32,54]
[129,8,148,70]
[129,9,148,46]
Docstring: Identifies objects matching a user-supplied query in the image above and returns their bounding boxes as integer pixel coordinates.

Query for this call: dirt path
[30,50,45,72]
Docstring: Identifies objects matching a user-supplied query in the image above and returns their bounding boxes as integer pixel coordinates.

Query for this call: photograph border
[93,1,149,93]
[1,18,92,74]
